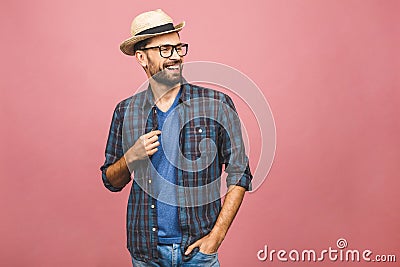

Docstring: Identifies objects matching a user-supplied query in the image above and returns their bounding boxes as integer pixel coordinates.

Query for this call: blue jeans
[131,243,220,267]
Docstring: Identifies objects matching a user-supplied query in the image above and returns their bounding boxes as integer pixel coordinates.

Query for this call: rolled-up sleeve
[100,104,125,192]
[219,94,253,191]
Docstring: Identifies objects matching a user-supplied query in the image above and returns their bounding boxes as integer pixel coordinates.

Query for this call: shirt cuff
[226,173,253,191]
[101,168,124,192]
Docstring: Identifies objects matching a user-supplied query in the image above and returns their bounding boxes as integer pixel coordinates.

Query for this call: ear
[135,50,148,68]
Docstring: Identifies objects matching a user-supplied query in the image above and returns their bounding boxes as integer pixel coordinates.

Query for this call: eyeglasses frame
[138,43,189,58]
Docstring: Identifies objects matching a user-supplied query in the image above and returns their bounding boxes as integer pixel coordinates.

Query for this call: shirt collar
[141,78,191,109]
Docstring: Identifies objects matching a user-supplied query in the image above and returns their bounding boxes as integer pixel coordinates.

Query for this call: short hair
[133,38,152,54]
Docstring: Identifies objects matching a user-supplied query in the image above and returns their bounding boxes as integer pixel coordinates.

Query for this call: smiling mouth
[164,61,181,71]
[166,65,179,70]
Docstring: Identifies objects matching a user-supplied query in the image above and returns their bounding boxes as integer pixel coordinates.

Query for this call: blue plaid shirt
[100,82,252,262]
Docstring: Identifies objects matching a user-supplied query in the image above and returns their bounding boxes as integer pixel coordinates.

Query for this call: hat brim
[120,21,185,56]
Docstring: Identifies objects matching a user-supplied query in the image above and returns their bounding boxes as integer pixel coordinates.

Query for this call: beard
[148,59,183,87]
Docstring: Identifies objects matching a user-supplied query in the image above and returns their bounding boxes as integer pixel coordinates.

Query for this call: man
[100,9,252,266]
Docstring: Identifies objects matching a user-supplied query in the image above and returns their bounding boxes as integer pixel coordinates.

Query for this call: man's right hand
[105,130,161,189]
[125,130,161,164]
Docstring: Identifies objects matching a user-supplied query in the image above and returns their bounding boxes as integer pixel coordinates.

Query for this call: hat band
[136,23,175,36]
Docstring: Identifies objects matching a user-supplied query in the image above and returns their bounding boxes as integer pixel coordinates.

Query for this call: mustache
[163,60,182,68]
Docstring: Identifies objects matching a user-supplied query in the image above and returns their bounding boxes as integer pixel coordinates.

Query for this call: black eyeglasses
[139,43,189,58]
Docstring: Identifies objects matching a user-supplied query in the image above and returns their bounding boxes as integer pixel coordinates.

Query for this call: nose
[169,47,181,60]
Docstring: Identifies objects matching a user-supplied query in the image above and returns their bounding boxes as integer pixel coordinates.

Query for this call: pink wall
[1,0,399,266]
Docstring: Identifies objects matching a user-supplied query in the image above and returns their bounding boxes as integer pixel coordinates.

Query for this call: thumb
[185,240,201,255]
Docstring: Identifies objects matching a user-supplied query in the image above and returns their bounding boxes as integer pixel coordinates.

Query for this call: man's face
[142,32,184,87]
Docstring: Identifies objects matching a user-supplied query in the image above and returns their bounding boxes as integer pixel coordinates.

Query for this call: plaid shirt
[100,82,252,262]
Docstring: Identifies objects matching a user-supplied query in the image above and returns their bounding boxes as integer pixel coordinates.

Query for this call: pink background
[1,0,399,266]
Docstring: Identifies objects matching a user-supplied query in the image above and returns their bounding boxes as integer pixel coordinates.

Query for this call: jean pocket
[190,251,219,266]
[196,250,219,259]
[198,251,218,256]
[183,249,219,267]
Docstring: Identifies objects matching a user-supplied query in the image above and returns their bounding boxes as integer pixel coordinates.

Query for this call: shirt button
[148,179,152,184]
[151,205,155,209]
[198,128,203,133]
[152,227,156,232]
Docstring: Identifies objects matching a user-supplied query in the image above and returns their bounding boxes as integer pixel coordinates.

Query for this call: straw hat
[120,9,185,56]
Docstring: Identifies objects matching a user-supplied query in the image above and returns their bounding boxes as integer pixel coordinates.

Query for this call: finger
[185,240,201,255]
[147,147,158,156]
[144,130,161,138]
[146,141,160,150]
[147,134,159,144]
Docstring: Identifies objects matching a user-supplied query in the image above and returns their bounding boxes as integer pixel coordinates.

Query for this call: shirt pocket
[183,125,218,160]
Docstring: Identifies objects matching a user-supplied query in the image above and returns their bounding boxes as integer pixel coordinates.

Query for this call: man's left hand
[184,231,225,255]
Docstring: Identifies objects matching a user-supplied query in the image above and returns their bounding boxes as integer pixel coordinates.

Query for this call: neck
[149,79,181,108]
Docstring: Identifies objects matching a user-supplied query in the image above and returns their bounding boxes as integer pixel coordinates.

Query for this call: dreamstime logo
[336,238,348,249]
[122,61,276,207]
[257,238,397,263]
